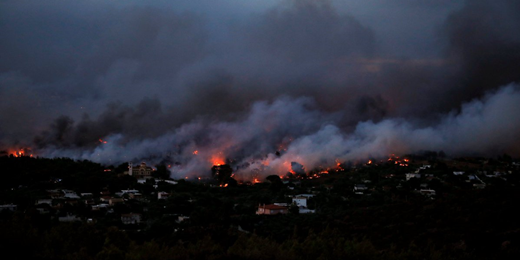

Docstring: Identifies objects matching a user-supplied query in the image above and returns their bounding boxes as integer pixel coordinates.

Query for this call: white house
[406,173,421,181]
[158,191,170,200]
[292,196,308,208]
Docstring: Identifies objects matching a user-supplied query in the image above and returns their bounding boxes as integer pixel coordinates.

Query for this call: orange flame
[98,139,107,144]
[367,160,372,165]
[211,153,225,166]
[193,150,198,155]
[8,148,31,157]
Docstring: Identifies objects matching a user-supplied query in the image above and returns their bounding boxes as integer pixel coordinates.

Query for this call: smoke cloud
[38,84,520,179]
[1,0,520,179]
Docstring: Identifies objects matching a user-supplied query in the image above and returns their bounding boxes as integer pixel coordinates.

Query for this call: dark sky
[1,0,519,178]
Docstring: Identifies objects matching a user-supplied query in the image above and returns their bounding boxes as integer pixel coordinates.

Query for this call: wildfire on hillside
[387,154,410,167]
[7,148,33,157]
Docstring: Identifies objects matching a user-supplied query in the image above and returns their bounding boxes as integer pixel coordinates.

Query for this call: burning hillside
[2,0,520,182]
[3,148,33,158]
[3,84,519,182]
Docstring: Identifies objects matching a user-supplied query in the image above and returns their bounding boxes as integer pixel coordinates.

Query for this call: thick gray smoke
[1,0,520,178]
[40,84,520,179]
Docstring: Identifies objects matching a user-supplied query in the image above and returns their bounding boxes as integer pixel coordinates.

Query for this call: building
[256,204,288,215]
[58,214,81,222]
[291,197,315,214]
[292,196,308,208]
[0,204,17,211]
[121,213,142,225]
[125,162,154,179]
[158,192,170,200]
[109,198,124,206]
[406,173,421,181]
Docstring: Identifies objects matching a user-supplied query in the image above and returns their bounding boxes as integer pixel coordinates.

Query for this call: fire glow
[211,154,225,166]
[387,154,410,167]
[8,148,32,157]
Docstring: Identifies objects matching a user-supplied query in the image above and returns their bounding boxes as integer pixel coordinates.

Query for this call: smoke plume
[1,0,520,179]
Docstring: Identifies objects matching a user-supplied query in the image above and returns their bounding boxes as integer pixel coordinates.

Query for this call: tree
[153,164,170,179]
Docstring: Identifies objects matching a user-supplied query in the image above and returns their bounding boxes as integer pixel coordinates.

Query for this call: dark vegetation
[1,154,520,259]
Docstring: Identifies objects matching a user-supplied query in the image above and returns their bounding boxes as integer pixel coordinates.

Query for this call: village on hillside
[1,152,520,259]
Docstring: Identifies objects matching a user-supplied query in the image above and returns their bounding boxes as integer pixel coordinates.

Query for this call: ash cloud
[1,0,520,178]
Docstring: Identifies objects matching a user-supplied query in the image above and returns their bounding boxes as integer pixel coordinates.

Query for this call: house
[406,173,421,181]
[109,198,124,206]
[62,190,80,199]
[158,192,170,200]
[121,213,141,225]
[473,183,486,189]
[353,184,368,194]
[35,204,51,214]
[128,193,142,199]
[80,193,93,198]
[92,204,109,211]
[47,189,63,198]
[59,214,81,222]
[35,199,53,206]
[99,196,112,202]
[121,189,140,194]
[162,180,178,185]
[298,208,316,214]
[256,204,288,215]
[176,215,190,223]
[292,196,308,208]
[418,189,436,198]
[0,204,17,211]
[291,197,315,214]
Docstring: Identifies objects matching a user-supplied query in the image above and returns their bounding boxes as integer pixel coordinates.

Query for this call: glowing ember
[367,160,372,165]
[387,154,410,166]
[98,139,107,144]
[193,150,198,155]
